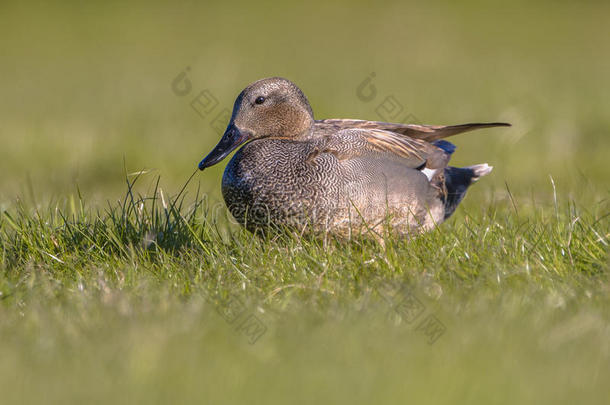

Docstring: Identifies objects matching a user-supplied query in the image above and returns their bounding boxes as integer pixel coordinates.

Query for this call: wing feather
[317,128,449,169]
[316,119,510,142]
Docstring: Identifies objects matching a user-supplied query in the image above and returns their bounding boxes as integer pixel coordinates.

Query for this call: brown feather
[319,128,449,169]
[364,129,427,161]
[316,119,510,142]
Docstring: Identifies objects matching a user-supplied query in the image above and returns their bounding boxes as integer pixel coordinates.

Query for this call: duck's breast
[221,139,344,227]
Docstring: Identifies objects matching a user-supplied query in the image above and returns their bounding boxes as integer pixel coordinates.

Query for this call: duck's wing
[315,119,510,143]
[315,128,450,170]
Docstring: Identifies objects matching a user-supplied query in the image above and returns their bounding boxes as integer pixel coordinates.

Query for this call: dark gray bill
[198,125,250,170]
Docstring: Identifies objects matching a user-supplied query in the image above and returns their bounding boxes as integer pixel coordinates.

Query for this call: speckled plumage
[198,77,510,239]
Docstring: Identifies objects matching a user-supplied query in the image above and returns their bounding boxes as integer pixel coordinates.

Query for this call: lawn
[0,1,608,404]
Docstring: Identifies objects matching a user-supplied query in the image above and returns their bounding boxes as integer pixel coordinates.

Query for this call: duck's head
[198,77,314,170]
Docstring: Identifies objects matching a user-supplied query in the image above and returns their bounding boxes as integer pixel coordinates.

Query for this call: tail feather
[414,123,510,142]
[467,163,493,180]
[443,164,493,220]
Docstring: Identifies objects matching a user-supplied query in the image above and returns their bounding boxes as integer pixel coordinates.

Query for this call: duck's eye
[255,96,265,105]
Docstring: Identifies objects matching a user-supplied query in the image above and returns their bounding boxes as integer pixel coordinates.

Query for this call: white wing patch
[421,168,438,181]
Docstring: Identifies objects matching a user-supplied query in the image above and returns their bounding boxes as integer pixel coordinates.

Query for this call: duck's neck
[295,122,316,140]
[284,112,315,140]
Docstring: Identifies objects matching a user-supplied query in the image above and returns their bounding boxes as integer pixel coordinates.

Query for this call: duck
[198,77,509,239]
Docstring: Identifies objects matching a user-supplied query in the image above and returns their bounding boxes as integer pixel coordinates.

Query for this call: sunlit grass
[1,0,609,403]
[0,174,608,404]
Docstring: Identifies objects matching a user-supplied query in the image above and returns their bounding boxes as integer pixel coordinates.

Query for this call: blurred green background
[1,1,609,404]
[1,0,608,205]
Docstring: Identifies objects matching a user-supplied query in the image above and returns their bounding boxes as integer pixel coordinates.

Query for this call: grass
[1,0,609,404]
[1,174,607,404]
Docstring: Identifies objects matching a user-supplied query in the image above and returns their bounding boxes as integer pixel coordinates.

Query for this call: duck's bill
[198,126,250,170]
